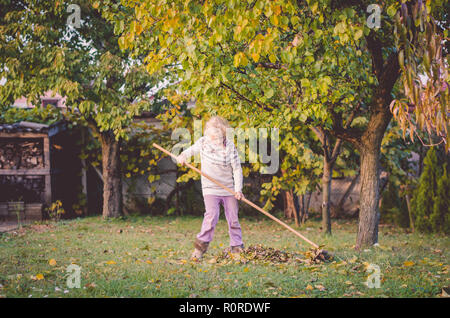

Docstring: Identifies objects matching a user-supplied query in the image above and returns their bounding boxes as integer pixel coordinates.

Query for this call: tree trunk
[101,132,123,218]
[283,190,298,226]
[405,193,414,232]
[356,107,392,249]
[322,158,333,235]
[357,145,381,248]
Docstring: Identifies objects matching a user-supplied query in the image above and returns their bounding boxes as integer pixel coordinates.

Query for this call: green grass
[0,215,448,298]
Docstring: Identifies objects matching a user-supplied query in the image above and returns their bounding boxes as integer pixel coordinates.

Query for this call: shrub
[410,147,448,233]
[431,164,450,234]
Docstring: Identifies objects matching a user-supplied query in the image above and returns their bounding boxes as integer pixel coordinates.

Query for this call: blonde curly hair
[204,116,231,141]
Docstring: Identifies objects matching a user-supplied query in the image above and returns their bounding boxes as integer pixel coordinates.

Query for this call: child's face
[205,127,223,143]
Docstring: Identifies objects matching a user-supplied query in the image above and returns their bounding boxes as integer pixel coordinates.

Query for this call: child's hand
[235,191,244,200]
[177,154,186,166]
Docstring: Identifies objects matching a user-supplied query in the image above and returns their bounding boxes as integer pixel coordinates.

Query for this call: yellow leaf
[269,54,277,63]
[403,261,415,267]
[243,267,249,273]
[306,284,313,291]
[49,259,57,266]
[272,15,279,26]
[135,23,143,35]
[106,260,117,265]
[145,260,152,264]
[251,52,260,63]
[35,274,44,280]
[233,53,241,67]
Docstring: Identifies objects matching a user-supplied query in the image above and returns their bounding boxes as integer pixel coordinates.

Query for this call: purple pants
[196,195,243,247]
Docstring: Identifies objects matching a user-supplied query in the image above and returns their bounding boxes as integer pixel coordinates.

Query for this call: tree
[0,0,163,217]
[113,0,448,247]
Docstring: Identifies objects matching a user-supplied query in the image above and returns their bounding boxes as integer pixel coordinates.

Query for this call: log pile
[0,175,44,202]
[0,139,44,170]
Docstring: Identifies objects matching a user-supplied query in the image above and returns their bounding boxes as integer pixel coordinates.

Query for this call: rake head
[303,247,333,263]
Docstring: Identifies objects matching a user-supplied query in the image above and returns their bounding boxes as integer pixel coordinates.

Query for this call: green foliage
[380,182,409,228]
[0,106,63,125]
[411,147,449,233]
[46,200,65,223]
[0,0,166,141]
[431,164,450,234]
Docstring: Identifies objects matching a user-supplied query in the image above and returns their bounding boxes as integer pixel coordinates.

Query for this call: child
[177,116,244,260]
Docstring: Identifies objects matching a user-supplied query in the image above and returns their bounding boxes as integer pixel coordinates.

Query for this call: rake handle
[153,143,319,249]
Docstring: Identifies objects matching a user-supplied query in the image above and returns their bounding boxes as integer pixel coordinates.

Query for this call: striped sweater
[180,136,243,196]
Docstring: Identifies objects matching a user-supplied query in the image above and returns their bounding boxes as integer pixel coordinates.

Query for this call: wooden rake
[153,143,330,261]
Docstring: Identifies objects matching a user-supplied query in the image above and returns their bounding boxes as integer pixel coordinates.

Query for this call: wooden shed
[0,121,82,222]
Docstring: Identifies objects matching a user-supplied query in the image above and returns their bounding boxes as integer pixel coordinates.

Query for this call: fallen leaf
[403,261,415,267]
[49,259,57,266]
[348,256,358,264]
[32,274,44,281]
[315,284,326,291]
[305,284,314,291]
[106,260,117,265]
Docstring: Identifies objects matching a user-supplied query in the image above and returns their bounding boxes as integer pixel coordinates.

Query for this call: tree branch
[330,103,361,160]
[366,31,385,81]
[220,81,272,111]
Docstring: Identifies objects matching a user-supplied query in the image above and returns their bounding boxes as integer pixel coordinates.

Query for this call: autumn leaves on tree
[112,0,448,248]
[1,0,448,249]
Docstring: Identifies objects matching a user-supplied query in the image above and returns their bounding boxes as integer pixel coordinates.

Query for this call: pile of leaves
[214,244,333,265]
[215,244,294,264]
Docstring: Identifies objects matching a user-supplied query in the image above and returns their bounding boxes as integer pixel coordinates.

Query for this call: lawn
[0,215,448,298]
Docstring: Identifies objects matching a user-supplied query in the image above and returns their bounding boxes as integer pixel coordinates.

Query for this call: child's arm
[177,137,203,165]
[229,142,243,198]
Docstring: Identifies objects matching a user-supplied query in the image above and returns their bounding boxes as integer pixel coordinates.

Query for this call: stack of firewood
[0,140,44,169]
[0,175,44,202]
